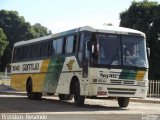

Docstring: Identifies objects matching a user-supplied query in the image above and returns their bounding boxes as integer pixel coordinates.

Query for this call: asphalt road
[0,93,160,120]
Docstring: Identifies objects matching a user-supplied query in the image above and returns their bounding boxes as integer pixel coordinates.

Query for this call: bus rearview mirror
[147,47,150,59]
[87,41,91,51]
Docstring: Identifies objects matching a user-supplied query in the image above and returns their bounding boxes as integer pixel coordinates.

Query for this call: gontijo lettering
[23,63,39,71]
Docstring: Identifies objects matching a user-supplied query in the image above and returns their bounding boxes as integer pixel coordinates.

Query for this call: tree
[120,0,160,79]
[33,23,52,37]
[0,10,52,71]
[0,28,8,58]
[0,10,36,71]
[0,28,8,56]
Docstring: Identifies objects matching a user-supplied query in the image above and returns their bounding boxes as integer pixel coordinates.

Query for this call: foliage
[0,10,52,71]
[33,23,52,38]
[0,28,8,57]
[120,0,160,79]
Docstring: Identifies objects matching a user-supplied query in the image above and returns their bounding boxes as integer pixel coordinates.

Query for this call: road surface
[0,93,159,120]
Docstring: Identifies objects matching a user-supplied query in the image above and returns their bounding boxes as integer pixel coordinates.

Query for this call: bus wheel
[26,80,42,100]
[58,94,73,100]
[47,93,54,96]
[34,92,42,100]
[74,81,85,107]
[117,97,130,107]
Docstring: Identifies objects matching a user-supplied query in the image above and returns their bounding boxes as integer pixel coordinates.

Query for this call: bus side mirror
[147,47,150,57]
[91,44,94,53]
[87,41,91,51]
[147,47,150,61]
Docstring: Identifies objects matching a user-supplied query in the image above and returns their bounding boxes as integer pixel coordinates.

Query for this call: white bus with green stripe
[11,26,148,107]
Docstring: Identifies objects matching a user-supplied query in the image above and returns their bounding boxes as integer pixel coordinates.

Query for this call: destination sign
[11,60,43,74]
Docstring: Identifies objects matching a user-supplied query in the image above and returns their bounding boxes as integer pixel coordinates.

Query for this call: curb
[0,90,26,96]
[130,98,160,104]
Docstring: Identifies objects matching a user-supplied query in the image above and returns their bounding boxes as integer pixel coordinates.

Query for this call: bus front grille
[110,79,135,85]
[107,88,136,95]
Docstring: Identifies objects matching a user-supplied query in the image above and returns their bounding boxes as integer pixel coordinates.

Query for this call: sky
[0,0,160,33]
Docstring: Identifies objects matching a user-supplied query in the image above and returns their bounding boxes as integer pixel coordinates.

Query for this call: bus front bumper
[89,83,148,98]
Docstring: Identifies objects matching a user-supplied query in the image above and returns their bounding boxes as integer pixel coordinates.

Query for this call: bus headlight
[141,89,145,93]
[93,79,97,83]
[137,81,147,86]
[93,78,107,83]
[99,79,107,83]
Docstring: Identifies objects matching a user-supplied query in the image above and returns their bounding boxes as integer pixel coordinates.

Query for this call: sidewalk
[130,97,160,104]
[0,84,26,96]
[0,84,13,91]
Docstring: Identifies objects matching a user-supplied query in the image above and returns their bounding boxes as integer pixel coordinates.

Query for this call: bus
[11,26,149,107]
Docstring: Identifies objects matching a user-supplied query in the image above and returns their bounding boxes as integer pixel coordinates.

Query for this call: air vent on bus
[110,79,135,85]
[107,88,136,95]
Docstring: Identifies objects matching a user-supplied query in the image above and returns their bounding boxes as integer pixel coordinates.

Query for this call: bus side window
[56,38,63,55]
[35,44,40,58]
[53,40,57,55]
[62,37,66,54]
[13,47,17,62]
[47,41,53,56]
[30,44,34,58]
[65,35,74,54]
[26,46,30,59]
[34,44,39,58]
[40,42,48,58]
[73,35,77,53]
[17,47,23,61]
[30,44,39,59]
[22,46,28,60]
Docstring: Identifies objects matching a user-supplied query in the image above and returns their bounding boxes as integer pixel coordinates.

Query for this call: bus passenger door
[82,41,89,78]
[78,32,91,78]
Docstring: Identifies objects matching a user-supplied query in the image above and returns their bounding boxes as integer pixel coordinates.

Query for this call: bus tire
[34,92,42,100]
[47,93,54,96]
[58,94,73,100]
[117,97,130,107]
[74,81,85,107]
[26,80,42,100]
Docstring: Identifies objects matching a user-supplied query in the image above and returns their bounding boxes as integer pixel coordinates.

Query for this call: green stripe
[119,69,138,80]
[43,57,65,93]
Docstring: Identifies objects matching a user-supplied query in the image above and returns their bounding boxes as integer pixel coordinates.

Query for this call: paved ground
[0,85,160,120]
[0,91,160,120]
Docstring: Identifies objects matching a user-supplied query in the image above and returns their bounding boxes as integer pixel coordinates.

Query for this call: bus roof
[80,26,145,36]
[14,26,145,47]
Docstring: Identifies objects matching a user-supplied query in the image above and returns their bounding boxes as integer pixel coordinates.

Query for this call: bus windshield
[92,33,148,68]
